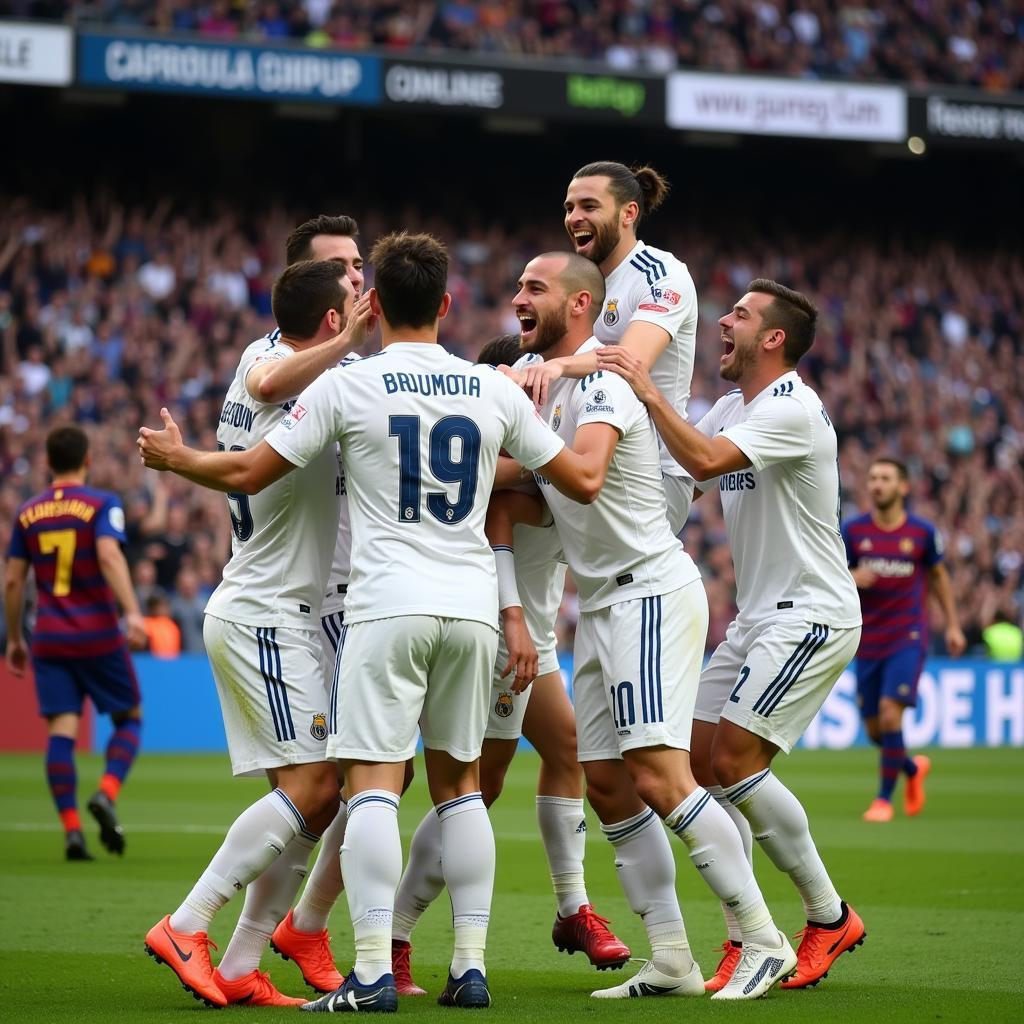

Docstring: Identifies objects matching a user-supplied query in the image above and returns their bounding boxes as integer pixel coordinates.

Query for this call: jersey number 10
[390,415,481,525]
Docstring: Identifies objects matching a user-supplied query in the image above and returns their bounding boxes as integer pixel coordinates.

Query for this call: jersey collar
[606,239,645,281]
[748,369,801,406]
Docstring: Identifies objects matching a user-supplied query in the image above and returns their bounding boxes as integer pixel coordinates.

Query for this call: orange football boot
[144,914,226,1007]
[270,909,345,992]
[704,941,743,992]
[861,798,893,822]
[212,968,306,1006]
[903,755,931,817]
[780,903,866,989]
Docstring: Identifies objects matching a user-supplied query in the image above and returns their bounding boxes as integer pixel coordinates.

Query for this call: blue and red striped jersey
[7,484,128,659]
[841,512,942,660]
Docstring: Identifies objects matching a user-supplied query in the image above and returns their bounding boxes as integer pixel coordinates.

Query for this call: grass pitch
[1,747,1021,1022]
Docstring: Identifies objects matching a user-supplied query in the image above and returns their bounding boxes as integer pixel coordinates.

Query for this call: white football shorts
[695,618,861,753]
[574,580,709,760]
[203,614,331,778]
[328,615,498,763]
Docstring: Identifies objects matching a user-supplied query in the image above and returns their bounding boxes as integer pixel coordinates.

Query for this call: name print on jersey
[383,372,482,398]
[720,471,757,492]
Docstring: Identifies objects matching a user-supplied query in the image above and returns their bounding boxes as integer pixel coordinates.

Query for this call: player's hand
[945,625,967,657]
[124,613,148,651]
[498,365,527,387]
[138,408,183,471]
[5,638,28,676]
[339,294,376,350]
[522,360,563,407]
[500,609,538,694]
[595,347,658,404]
[851,566,878,589]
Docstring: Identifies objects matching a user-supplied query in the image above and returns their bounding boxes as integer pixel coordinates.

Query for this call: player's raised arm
[138,408,295,495]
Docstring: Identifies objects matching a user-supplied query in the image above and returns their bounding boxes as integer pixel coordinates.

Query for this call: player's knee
[401,758,416,795]
[480,768,506,808]
[584,765,637,822]
[710,746,748,788]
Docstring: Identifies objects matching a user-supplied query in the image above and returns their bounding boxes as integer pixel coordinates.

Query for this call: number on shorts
[217,443,254,541]
[38,529,77,597]
[729,666,750,704]
[390,415,482,525]
[610,680,636,729]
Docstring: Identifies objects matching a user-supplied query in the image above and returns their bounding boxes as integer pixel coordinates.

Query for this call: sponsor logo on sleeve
[638,302,669,312]
[108,506,126,532]
[661,288,681,305]
[280,403,307,430]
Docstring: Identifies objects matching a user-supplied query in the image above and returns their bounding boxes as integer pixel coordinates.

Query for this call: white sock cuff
[601,806,659,845]
[348,789,399,817]
[269,789,310,840]
[665,787,712,837]
[436,792,485,820]
[536,796,584,810]
[724,769,772,807]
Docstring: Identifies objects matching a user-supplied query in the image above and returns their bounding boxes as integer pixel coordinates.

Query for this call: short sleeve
[924,524,944,567]
[722,397,813,471]
[499,378,565,470]
[570,372,642,438]
[265,370,344,469]
[242,343,292,401]
[96,497,127,542]
[6,518,28,559]
[625,259,697,339]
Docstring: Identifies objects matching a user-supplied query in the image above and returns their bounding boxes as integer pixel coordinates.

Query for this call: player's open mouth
[722,335,735,355]
[518,312,538,336]
[572,229,595,251]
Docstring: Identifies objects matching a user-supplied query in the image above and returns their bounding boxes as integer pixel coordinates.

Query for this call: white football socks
[170,789,305,934]
[665,787,777,947]
[726,770,842,924]
[292,795,348,934]
[343,790,403,984]
[218,831,317,980]
[437,792,494,979]
[601,807,692,975]
[392,809,444,942]
[536,796,590,917]
[707,783,753,943]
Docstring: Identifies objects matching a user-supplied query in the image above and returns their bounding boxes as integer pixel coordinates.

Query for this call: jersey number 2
[390,415,481,525]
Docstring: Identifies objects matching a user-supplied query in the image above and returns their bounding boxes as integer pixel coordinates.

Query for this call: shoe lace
[392,943,411,976]
[194,935,218,972]
[713,942,741,972]
[790,924,827,959]
[576,905,615,936]
[313,930,334,965]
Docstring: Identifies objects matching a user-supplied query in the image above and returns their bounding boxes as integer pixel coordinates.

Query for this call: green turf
[1,747,1022,1022]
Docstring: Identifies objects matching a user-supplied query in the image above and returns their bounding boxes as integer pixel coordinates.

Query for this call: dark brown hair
[271,260,348,340]
[47,425,89,474]
[285,214,359,266]
[477,334,522,367]
[572,161,670,223]
[871,456,909,480]
[369,232,449,330]
[748,278,818,365]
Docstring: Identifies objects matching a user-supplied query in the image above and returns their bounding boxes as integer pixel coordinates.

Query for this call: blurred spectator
[26,0,1024,92]
[143,593,182,657]
[983,609,1023,662]
[169,567,208,654]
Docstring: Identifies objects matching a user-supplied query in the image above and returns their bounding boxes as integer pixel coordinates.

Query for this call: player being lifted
[493,253,797,1001]
[142,261,370,1008]
[139,234,604,1012]
[843,457,965,822]
[389,334,629,997]
[5,425,147,861]
[598,279,867,993]
[519,160,698,532]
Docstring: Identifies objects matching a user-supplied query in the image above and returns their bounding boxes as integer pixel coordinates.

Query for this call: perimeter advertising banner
[381,56,664,123]
[667,70,906,142]
[0,21,73,86]
[910,92,1024,148]
[77,31,380,105]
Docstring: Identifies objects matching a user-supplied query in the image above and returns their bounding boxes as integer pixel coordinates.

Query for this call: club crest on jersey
[495,691,514,718]
[310,713,328,740]
[900,538,915,554]
[552,404,562,430]
[603,298,619,327]
[859,538,873,551]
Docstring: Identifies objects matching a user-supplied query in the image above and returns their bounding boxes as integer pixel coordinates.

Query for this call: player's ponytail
[572,161,670,224]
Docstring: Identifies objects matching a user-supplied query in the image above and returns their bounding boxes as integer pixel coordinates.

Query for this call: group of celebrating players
[8,158,962,1013]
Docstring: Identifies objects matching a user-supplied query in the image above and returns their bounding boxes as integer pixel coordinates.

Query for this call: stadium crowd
[1,193,1021,655]
[4,0,1023,91]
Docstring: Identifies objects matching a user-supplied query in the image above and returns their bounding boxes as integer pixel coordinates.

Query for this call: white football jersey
[535,338,700,612]
[694,371,861,630]
[322,353,361,617]
[205,332,341,628]
[595,239,698,478]
[265,343,565,629]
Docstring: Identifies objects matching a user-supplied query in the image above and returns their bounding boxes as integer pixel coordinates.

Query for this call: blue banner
[77,32,380,105]
[95,655,1023,755]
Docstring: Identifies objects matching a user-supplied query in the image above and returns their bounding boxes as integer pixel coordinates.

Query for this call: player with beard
[492,253,797,1002]
[842,458,965,823]
[597,280,867,994]
[517,161,698,534]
